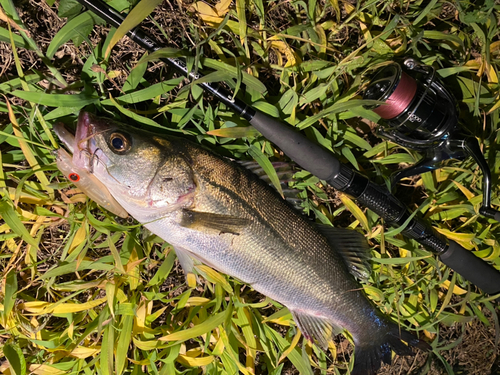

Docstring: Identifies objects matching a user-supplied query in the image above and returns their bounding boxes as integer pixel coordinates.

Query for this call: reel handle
[454,137,500,220]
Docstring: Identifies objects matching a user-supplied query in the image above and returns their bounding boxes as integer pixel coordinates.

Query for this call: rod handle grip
[440,241,500,296]
[249,110,342,180]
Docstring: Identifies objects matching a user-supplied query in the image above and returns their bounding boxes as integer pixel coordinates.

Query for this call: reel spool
[363,58,500,221]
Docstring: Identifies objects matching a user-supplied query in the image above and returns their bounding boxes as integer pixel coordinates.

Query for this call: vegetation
[0,0,499,374]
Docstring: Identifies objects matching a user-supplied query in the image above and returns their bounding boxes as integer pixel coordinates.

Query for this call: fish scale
[187,148,355,301]
[55,111,431,375]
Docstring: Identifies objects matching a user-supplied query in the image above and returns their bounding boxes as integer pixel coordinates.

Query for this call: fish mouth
[74,111,111,172]
[53,111,128,218]
[54,111,111,173]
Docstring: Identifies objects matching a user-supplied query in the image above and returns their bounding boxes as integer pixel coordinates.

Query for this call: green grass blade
[2,269,18,326]
[116,315,134,375]
[159,308,230,342]
[3,343,26,375]
[46,11,96,58]
[247,145,284,198]
[0,196,39,248]
[105,0,163,59]
[9,91,98,107]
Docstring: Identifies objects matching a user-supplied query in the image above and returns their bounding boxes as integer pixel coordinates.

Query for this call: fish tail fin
[352,322,431,375]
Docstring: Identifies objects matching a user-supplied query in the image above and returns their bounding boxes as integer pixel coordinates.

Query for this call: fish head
[74,111,196,218]
[53,119,128,218]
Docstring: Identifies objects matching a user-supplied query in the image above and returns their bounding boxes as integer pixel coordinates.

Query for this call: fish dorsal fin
[181,209,251,235]
[315,225,372,281]
[238,160,302,210]
[290,309,343,348]
[238,161,296,184]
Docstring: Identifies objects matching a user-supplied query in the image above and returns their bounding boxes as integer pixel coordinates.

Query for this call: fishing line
[370,71,417,119]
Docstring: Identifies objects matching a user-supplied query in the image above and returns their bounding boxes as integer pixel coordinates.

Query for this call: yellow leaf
[128,359,150,365]
[6,187,48,205]
[343,2,355,15]
[135,301,147,329]
[265,315,292,326]
[132,338,160,350]
[441,280,467,295]
[126,247,141,290]
[359,22,371,43]
[491,40,500,54]
[211,337,225,356]
[69,224,86,254]
[424,330,436,340]
[314,24,327,55]
[112,288,126,304]
[328,0,340,21]
[194,265,233,293]
[339,193,371,235]
[215,0,232,16]
[452,181,475,200]
[465,59,481,69]
[268,39,301,67]
[278,330,301,364]
[68,322,74,340]
[28,365,66,375]
[487,98,500,115]
[20,297,107,314]
[187,273,197,288]
[185,297,211,306]
[191,2,222,24]
[434,228,475,250]
[177,354,214,367]
[485,60,498,84]
[70,346,100,359]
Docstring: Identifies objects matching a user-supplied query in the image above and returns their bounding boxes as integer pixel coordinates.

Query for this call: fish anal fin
[181,209,251,235]
[290,309,342,349]
[315,225,372,280]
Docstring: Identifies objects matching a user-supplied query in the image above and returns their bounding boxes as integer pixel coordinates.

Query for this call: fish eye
[68,173,80,182]
[108,132,131,154]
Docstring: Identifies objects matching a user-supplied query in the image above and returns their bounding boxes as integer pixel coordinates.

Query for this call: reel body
[363,58,499,221]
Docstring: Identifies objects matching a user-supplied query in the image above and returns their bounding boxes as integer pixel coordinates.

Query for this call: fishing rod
[74,0,500,297]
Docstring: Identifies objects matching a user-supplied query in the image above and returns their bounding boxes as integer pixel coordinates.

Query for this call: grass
[0,0,500,374]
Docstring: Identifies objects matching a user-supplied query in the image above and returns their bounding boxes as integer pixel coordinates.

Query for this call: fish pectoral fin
[181,209,251,235]
[315,225,372,281]
[290,309,343,349]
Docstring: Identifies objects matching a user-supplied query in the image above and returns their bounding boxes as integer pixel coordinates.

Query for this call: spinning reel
[363,58,500,221]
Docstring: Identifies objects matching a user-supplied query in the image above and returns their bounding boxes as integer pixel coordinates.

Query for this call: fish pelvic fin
[352,322,431,375]
[290,309,342,349]
[173,245,201,284]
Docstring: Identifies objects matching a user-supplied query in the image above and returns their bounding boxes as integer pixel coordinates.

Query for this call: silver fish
[55,111,430,375]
